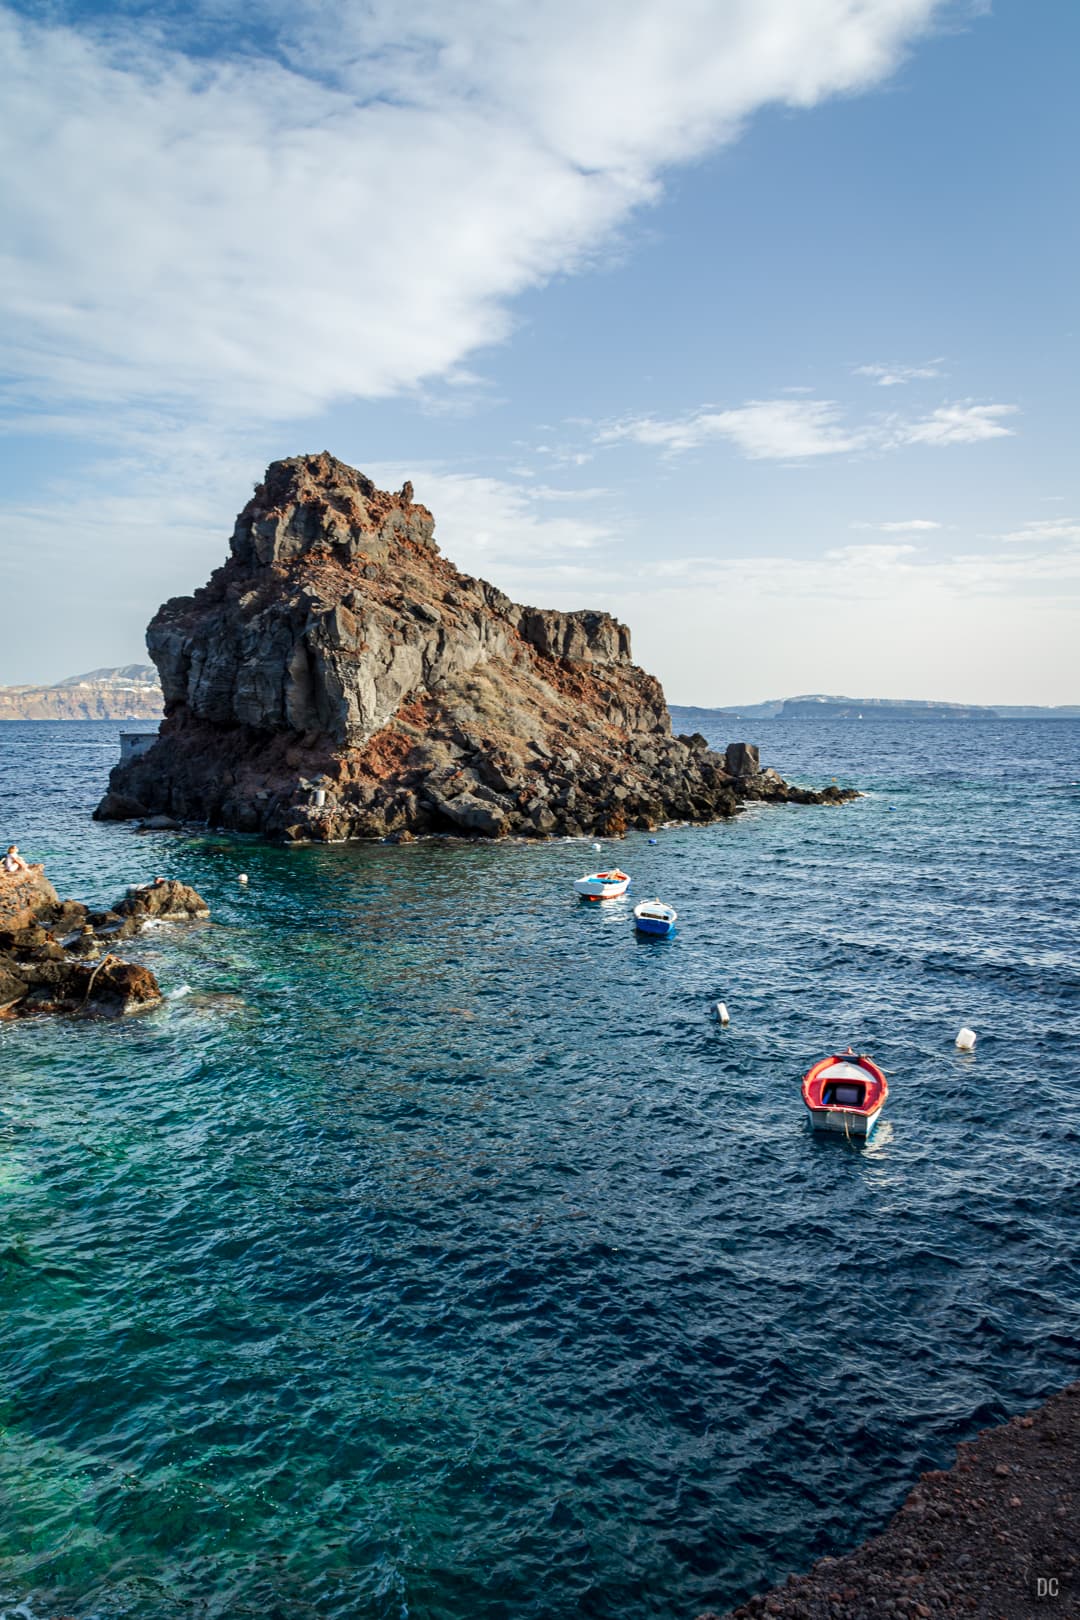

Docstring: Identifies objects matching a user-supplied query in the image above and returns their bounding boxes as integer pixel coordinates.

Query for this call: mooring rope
[80,952,118,1007]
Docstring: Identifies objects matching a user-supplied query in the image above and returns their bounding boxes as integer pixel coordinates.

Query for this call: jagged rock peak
[230,452,437,569]
[97,453,857,842]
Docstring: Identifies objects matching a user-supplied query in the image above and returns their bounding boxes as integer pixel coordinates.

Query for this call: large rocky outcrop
[97,453,855,841]
[0,869,207,1018]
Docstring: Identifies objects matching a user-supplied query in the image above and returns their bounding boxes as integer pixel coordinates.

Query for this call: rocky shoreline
[96,453,856,843]
[0,867,208,1018]
[705,1383,1079,1620]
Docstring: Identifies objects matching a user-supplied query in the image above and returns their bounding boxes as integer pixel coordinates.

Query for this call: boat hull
[805,1102,884,1137]
[634,916,675,937]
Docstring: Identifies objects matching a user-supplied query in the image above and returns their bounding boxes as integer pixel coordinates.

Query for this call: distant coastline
[0,665,163,722]
[672,695,1080,722]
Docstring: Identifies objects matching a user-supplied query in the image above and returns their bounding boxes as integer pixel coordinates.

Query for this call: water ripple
[0,718,1078,1618]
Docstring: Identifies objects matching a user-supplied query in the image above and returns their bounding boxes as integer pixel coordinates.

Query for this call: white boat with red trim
[801,1049,888,1138]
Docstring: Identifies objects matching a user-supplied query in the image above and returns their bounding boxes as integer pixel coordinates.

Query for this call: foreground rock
[0,869,207,1018]
[96,453,856,841]
[705,1383,1079,1620]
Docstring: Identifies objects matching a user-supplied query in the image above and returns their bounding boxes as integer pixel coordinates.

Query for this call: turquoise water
[1,717,1078,1619]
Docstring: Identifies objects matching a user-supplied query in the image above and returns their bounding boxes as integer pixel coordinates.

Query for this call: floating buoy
[955,1026,976,1051]
[238,873,249,885]
[716,1001,730,1025]
[648,837,658,844]
[592,843,602,852]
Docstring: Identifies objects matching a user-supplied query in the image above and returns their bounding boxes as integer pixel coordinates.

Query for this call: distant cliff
[97,453,852,840]
[0,666,164,721]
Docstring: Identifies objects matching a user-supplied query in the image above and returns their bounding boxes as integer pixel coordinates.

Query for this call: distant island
[672,694,1080,722]
[0,666,164,721]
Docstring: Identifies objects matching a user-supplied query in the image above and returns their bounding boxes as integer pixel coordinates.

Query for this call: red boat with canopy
[801,1049,888,1138]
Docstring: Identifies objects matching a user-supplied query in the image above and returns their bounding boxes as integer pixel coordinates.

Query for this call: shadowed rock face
[97,452,854,841]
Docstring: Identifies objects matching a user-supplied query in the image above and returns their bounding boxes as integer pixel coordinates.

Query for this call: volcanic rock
[703,1382,1080,1620]
[0,868,208,1018]
[97,453,856,841]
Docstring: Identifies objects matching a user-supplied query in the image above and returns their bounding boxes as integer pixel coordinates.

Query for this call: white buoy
[238,873,249,885]
[955,1026,976,1051]
[716,1001,730,1025]
[592,843,602,852]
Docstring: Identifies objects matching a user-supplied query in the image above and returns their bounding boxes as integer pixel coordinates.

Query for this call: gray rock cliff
[97,453,854,841]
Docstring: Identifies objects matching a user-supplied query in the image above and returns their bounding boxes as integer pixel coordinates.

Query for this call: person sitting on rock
[3,844,33,876]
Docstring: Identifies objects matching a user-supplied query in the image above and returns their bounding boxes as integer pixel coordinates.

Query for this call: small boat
[633,899,677,937]
[574,869,631,902]
[801,1049,888,1138]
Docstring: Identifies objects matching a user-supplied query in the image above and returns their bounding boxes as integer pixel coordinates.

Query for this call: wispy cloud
[851,519,943,532]
[898,402,1017,445]
[597,399,864,459]
[853,358,945,386]
[998,518,1080,545]
[366,464,618,581]
[596,397,1018,461]
[0,0,950,426]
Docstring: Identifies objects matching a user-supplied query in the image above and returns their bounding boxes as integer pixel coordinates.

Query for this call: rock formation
[0,869,207,1018]
[0,666,163,721]
[97,453,855,841]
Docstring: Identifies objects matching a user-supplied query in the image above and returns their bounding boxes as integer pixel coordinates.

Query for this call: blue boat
[633,899,677,938]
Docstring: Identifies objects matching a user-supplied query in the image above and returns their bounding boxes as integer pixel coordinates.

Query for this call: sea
[1,714,1078,1620]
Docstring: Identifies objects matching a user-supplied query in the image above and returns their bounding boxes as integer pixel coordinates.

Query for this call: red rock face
[0,869,61,933]
[97,453,851,841]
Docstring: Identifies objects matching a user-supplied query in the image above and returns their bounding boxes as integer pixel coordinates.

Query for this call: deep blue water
[1,716,1078,1620]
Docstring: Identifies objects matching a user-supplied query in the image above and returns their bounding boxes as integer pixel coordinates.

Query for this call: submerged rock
[0,869,209,1019]
[97,452,856,841]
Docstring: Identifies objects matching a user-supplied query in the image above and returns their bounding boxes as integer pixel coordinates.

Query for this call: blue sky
[1,0,1076,702]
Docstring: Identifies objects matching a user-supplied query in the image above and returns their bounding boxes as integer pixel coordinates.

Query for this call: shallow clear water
[1,717,1078,1619]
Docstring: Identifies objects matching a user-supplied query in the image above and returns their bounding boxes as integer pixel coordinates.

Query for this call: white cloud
[597,399,865,458]
[0,0,949,422]
[998,518,1080,545]
[853,358,944,385]
[897,402,1017,445]
[596,397,1018,461]
[366,464,618,585]
[851,518,942,531]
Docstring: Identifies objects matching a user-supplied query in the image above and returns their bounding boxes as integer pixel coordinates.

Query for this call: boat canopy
[817,1060,872,1083]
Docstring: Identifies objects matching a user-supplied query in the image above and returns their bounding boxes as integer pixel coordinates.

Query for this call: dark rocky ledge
[0,868,208,1018]
[96,453,857,842]
[703,1382,1079,1620]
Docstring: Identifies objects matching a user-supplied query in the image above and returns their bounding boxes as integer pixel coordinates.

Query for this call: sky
[1,0,1077,704]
